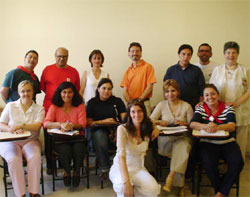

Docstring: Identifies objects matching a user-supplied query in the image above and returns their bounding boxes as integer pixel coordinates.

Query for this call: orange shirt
[120,60,156,99]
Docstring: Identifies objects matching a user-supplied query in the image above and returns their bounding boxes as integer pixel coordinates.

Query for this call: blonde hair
[163,79,180,93]
[18,80,33,93]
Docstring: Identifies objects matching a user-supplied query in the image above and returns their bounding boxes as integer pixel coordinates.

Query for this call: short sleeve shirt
[2,68,40,103]
[120,60,157,99]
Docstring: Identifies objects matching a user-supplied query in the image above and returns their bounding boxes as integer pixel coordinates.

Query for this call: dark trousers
[56,141,86,174]
[200,141,244,195]
[44,128,52,169]
[92,129,110,171]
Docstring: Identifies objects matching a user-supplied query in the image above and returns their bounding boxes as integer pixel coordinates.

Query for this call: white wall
[0,0,249,108]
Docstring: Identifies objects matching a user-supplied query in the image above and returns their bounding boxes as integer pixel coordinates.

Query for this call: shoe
[99,169,109,180]
[178,187,185,197]
[29,193,41,197]
[163,175,173,192]
[63,175,71,187]
[72,175,80,187]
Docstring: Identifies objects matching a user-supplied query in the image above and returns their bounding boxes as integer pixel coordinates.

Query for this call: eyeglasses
[56,55,68,59]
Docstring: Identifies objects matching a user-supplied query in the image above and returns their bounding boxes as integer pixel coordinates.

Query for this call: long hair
[124,99,153,140]
[52,82,83,107]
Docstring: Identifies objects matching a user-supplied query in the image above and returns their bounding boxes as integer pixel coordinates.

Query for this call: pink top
[44,104,87,129]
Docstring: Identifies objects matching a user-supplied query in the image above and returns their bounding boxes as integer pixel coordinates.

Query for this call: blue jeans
[92,128,110,171]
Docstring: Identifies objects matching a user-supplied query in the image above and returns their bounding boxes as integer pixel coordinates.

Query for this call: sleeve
[225,107,236,123]
[74,69,81,91]
[77,104,87,128]
[146,64,157,84]
[86,99,95,119]
[163,67,171,81]
[116,125,127,157]
[197,68,205,96]
[150,102,162,120]
[186,103,194,123]
[2,70,15,89]
[244,66,250,91]
[34,106,45,123]
[116,98,127,114]
[120,70,129,88]
[40,68,46,92]
[43,105,57,127]
[0,103,11,124]
[190,107,203,123]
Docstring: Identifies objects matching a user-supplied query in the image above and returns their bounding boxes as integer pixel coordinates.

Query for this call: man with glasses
[194,43,217,83]
[40,47,80,174]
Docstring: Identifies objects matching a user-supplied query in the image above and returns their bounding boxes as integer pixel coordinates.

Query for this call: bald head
[55,47,69,68]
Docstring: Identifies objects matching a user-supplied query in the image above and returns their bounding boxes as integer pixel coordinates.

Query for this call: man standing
[40,47,80,113]
[194,43,217,83]
[0,50,40,103]
[164,44,205,109]
[40,47,80,173]
[120,42,157,115]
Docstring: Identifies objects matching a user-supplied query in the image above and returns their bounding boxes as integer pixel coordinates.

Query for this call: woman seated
[150,79,193,196]
[109,99,161,197]
[44,82,86,188]
[190,84,244,197]
[86,78,126,177]
[0,80,45,197]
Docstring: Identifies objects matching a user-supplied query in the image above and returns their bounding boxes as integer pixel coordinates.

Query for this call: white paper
[200,130,227,136]
[47,129,79,136]
[157,125,187,131]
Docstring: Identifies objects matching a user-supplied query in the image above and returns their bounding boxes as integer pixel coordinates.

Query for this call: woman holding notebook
[44,82,86,188]
[150,79,193,196]
[190,84,244,197]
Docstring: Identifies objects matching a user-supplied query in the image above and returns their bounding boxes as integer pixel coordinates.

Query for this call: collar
[203,101,225,123]
[15,99,35,113]
[177,62,190,70]
[130,60,146,69]
[17,65,36,80]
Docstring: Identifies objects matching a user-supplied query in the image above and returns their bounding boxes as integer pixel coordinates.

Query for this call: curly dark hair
[124,99,153,140]
[52,82,83,107]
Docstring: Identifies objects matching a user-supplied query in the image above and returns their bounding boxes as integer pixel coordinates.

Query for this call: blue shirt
[163,63,205,108]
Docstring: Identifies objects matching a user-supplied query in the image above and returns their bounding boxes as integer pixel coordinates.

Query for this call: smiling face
[98,82,112,101]
[55,48,68,68]
[128,46,142,62]
[164,85,179,101]
[224,48,238,66]
[60,88,74,104]
[203,87,220,107]
[91,53,103,68]
[130,105,144,126]
[19,83,34,103]
[197,45,212,63]
[178,48,192,68]
[24,52,38,71]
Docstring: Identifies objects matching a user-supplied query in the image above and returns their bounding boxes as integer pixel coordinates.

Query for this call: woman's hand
[226,102,238,108]
[60,122,73,132]
[195,101,204,109]
[174,120,187,126]
[204,122,218,133]
[8,125,24,134]
[159,121,168,127]
[151,128,160,140]
[124,181,133,197]
[102,118,117,125]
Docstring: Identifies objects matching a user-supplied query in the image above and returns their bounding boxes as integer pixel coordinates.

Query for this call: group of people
[0,41,248,197]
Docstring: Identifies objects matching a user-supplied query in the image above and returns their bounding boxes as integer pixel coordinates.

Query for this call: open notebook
[47,129,79,136]
[0,131,31,141]
[157,125,188,135]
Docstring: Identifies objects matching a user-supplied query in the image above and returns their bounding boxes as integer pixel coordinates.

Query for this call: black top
[86,95,126,127]
[163,63,205,108]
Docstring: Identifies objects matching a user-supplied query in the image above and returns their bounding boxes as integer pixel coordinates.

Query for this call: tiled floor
[0,156,249,197]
